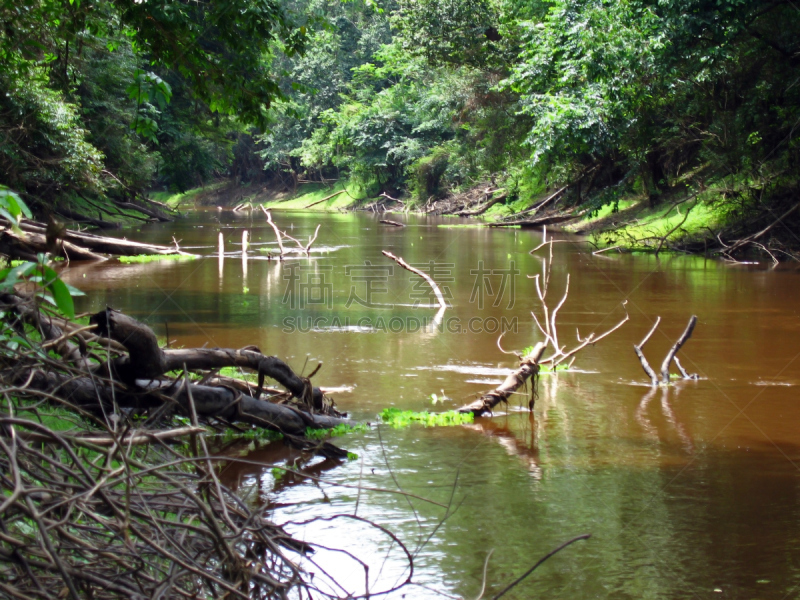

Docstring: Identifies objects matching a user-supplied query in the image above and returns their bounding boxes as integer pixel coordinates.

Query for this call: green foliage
[410,148,450,202]
[379,407,474,428]
[0,186,33,229]
[4,0,798,236]
[0,71,105,203]
[0,0,309,212]
[392,0,504,68]
[219,426,284,443]
[304,422,369,439]
[0,252,83,319]
[127,70,172,142]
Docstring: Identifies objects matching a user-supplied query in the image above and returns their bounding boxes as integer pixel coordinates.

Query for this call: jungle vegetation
[2,0,799,247]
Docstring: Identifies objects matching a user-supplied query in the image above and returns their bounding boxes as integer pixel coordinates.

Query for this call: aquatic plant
[118,254,198,264]
[379,407,474,428]
[304,422,369,439]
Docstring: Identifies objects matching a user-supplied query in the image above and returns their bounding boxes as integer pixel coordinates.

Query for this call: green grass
[118,254,198,264]
[149,182,226,209]
[586,198,723,251]
[578,199,638,228]
[218,366,258,382]
[6,395,95,432]
[379,407,474,428]
[260,181,367,211]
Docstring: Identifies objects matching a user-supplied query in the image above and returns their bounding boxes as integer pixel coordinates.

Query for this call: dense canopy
[1,0,798,246]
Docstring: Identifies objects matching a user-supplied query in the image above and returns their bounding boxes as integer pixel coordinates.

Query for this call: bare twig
[634,317,661,386]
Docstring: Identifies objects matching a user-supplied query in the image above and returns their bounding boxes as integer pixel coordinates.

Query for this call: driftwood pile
[1,292,351,455]
[0,284,383,598]
[0,412,320,599]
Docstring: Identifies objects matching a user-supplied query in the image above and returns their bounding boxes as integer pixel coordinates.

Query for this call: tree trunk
[24,370,350,435]
[15,219,177,256]
[458,343,546,415]
[90,308,332,413]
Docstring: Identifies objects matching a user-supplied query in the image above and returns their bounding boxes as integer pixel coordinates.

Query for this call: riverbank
[142,170,798,264]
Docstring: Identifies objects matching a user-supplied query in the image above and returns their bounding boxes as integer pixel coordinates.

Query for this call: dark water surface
[61,210,800,599]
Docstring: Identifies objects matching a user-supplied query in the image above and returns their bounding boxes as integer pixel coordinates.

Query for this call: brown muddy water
[60,210,800,599]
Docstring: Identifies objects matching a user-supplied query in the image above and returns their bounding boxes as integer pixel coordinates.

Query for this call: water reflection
[59,210,800,599]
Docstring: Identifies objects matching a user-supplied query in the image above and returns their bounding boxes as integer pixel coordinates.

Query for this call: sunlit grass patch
[217,366,258,382]
[379,407,474,428]
[150,183,225,209]
[261,181,364,211]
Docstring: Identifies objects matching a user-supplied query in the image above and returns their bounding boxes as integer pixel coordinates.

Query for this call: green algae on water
[379,407,474,428]
[118,254,197,264]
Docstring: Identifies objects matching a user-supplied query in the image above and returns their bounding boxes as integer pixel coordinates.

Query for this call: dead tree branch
[634,317,661,386]
[660,315,698,384]
[260,207,321,256]
[382,251,447,310]
[458,236,628,416]
[634,315,698,386]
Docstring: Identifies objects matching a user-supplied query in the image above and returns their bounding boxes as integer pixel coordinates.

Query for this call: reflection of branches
[492,534,592,599]
[288,514,415,599]
[465,418,542,479]
[635,384,694,452]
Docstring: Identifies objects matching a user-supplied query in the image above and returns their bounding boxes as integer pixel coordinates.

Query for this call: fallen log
[23,369,350,437]
[0,229,107,262]
[305,189,346,209]
[455,191,508,217]
[90,307,336,414]
[379,219,405,227]
[458,343,546,415]
[487,213,577,228]
[12,219,177,256]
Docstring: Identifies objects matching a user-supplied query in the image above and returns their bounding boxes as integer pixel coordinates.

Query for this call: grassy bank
[148,181,228,210]
[259,181,369,211]
[155,171,794,261]
[566,195,725,253]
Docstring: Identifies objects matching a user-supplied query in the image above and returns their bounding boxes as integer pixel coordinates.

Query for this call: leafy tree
[0,0,310,211]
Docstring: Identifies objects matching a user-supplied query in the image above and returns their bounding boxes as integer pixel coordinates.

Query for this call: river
[60,209,800,599]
